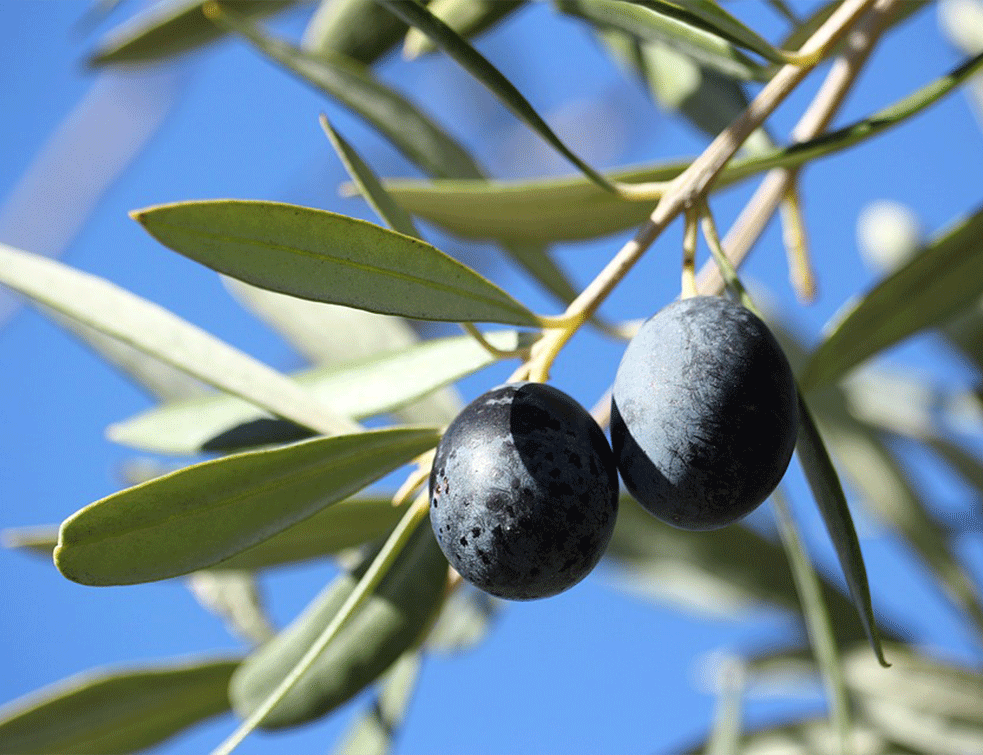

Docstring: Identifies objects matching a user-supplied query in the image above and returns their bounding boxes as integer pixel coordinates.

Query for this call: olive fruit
[611,296,798,530]
[429,382,618,600]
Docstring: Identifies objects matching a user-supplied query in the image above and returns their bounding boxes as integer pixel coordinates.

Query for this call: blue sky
[2,2,983,754]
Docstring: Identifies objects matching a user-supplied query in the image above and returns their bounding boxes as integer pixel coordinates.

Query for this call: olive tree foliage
[2,0,983,753]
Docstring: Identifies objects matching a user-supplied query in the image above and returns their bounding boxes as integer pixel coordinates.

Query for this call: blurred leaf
[89,0,297,66]
[108,330,527,455]
[329,650,422,755]
[795,395,889,667]
[861,698,983,755]
[378,0,617,193]
[846,644,983,726]
[802,205,983,390]
[704,657,745,755]
[605,497,872,645]
[7,496,415,573]
[925,435,983,502]
[556,0,770,82]
[320,115,420,238]
[210,6,485,180]
[371,50,983,243]
[302,0,409,64]
[187,570,275,645]
[133,200,540,326]
[224,280,464,427]
[427,586,501,654]
[54,427,440,585]
[229,521,447,729]
[0,657,239,755]
[941,293,983,374]
[403,0,527,58]
[0,243,357,437]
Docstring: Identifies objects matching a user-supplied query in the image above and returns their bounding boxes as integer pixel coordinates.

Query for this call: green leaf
[88,0,296,66]
[6,496,415,573]
[0,243,358,437]
[795,395,889,667]
[0,657,239,755]
[329,651,422,755]
[302,0,409,64]
[209,6,485,180]
[403,0,527,58]
[371,49,983,243]
[229,520,447,729]
[108,329,527,455]
[133,200,540,326]
[556,0,770,82]
[772,491,850,754]
[377,0,618,193]
[802,205,983,389]
[54,427,441,585]
[320,115,421,238]
[627,0,789,65]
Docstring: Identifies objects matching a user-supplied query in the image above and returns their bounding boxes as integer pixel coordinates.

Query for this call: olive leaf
[209,5,485,180]
[132,200,541,326]
[0,657,240,755]
[0,243,357,437]
[55,427,440,585]
[88,0,297,65]
[377,0,618,193]
[302,0,409,64]
[802,205,983,389]
[402,0,527,58]
[228,516,447,729]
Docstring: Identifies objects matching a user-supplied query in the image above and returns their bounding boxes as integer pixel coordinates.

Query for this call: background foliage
[2,1,983,754]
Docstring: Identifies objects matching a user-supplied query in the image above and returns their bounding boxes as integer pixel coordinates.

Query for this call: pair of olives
[430,296,799,601]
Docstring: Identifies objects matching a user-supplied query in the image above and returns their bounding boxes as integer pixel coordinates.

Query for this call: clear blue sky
[1,2,982,754]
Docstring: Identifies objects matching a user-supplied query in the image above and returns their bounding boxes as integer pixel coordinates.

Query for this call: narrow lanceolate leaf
[371,49,983,243]
[133,200,539,326]
[88,0,296,66]
[0,243,358,437]
[772,492,850,754]
[802,205,983,389]
[209,6,485,180]
[377,0,618,193]
[628,0,789,64]
[54,427,441,585]
[795,395,888,667]
[0,658,239,755]
[403,0,527,58]
[228,520,446,730]
[302,0,409,64]
[320,115,420,238]
[329,651,422,755]
[556,0,770,82]
[6,496,414,573]
[109,330,527,455]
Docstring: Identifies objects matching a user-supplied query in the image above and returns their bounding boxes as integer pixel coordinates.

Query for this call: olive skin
[611,296,798,530]
[429,382,618,600]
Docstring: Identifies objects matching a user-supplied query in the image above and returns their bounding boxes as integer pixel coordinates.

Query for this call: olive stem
[210,492,431,755]
[780,181,818,303]
[681,207,699,299]
[517,0,876,383]
[460,323,530,359]
[696,0,901,297]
